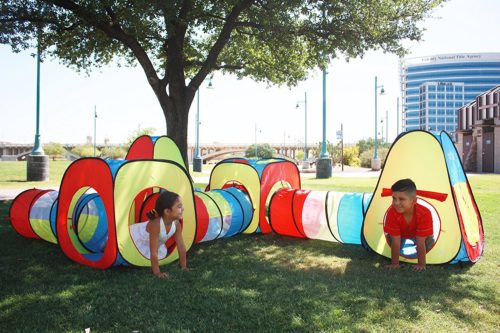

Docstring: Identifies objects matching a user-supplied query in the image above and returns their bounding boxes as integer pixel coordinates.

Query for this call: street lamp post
[27,39,49,181]
[193,76,213,172]
[380,119,384,143]
[254,123,261,158]
[316,67,332,178]
[193,89,202,172]
[396,97,400,136]
[385,109,388,144]
[93,106,97,157]
[255,124,257,157]
[296,91,309,169]
[283,130,286,156]
[32,43,43,156]
[336,123,344,172]
[372,75,385,171]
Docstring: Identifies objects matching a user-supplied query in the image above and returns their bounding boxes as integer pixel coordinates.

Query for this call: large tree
[0,0,444,165]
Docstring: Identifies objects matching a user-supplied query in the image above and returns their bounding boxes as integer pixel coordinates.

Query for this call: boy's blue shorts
[385,234,435,259]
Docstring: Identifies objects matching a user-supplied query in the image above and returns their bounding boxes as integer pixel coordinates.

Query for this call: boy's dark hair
[391,178,417,197]
[146,190,180,219]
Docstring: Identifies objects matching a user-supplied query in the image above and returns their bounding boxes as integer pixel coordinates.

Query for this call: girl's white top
[130,218,177,259]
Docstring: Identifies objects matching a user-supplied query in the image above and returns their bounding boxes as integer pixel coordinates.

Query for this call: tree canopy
[1,0,445,165]
[245,143,274,159]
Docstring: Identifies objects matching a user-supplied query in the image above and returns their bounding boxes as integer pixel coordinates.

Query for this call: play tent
[9,131,484,268]
[363,130,484,264]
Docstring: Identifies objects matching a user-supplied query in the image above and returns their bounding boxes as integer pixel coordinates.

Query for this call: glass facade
[400,53,500,134]
[419,82,464,132]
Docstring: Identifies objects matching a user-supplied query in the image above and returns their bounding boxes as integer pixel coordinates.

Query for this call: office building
[400,53,500,134]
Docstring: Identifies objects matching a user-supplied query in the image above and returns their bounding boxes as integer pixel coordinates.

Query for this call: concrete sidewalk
[0,166,381,201]
[192,165,380,184]
[302,165,381,178]
[0,188,26,201]
[0,187,60,201]
[2,167,487,201]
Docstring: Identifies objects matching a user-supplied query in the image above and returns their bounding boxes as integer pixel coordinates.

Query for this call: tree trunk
[162,87,194,168]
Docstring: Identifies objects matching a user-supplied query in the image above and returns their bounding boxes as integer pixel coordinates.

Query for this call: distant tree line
[43,142,128,160]
[43,124,392,166]
[244,138,392,168]
[42,127,156,160]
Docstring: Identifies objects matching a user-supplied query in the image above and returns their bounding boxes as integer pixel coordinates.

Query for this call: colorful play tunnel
[208,158,301,234]
[9,188,58,243]
[269,189,372,244]
[9,131,484,269]
[193,187,254,242]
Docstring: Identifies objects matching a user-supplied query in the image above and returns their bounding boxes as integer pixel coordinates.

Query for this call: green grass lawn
[0,160,212,190]
[0,160,71,189]
[1,170,499,332]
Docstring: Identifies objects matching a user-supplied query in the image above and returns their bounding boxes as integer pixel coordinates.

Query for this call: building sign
[402,53,500,66]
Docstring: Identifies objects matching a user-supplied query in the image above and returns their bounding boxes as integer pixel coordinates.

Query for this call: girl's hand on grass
[181,267,190,272]
[385,263,400,270]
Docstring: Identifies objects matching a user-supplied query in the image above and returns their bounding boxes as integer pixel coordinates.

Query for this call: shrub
[43,142,66,160]
[295,150,304,161]
[72,145,99,157]
[342,146,361,166]
[360,147,389,168]
[101,146,127,159]
[357,138,375,155]
[245,144,274,159]
[124,126,156,150]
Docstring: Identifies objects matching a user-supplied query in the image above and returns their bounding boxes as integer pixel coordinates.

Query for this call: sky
[1,0,500,147]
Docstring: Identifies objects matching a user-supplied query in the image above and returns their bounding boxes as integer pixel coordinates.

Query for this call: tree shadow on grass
[183,233,497,332]
[236,234,497,332]
[0,213,497,332]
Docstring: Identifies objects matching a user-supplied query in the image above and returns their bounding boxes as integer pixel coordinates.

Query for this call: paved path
[303,165,381,178]
[192,165,380,184]
[0,188,25,201]
[0,187,59,201]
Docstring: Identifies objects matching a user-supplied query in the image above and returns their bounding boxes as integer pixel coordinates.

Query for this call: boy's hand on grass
[412,264,426,272]
[385,263,400,270]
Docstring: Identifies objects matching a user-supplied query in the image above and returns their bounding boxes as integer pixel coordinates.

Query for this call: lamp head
[295,103,300,109]
[380,86,385,95]
[207,74,214,89]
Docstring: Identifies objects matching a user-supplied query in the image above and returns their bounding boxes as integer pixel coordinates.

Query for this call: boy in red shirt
[384,178,434,272]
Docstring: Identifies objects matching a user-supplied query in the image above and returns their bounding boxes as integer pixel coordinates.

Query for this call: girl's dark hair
[391,178,417,196]
[146,190,180,219]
